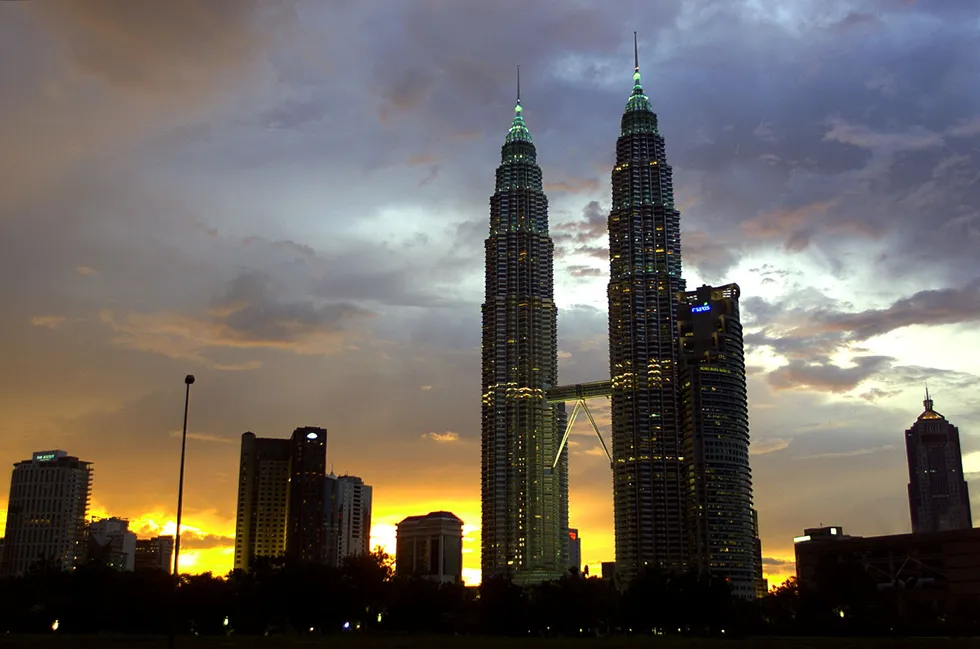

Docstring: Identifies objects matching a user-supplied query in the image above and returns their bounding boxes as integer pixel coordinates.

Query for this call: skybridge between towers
[545,380,613,469]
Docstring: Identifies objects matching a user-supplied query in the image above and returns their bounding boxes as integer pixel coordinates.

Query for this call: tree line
[0,552,976,637]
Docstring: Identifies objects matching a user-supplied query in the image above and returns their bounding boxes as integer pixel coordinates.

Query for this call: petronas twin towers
[481,37,758,592]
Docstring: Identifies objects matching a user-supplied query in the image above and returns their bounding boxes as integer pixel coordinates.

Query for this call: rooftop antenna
[924,381,933,410]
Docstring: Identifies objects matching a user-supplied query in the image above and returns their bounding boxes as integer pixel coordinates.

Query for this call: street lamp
[169,374,195,649]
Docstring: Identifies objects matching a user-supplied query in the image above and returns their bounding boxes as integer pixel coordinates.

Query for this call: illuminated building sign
[568,531,577,541]
[306,431,319,440]
[34,453,57,462]
[691,304,711,314]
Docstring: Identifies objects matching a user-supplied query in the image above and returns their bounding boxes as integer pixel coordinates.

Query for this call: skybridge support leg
[553,400,582,469]
[552,398,612,468]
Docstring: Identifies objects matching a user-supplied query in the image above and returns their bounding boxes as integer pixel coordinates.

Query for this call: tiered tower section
[607,39,687,580]
[481,82,568,584]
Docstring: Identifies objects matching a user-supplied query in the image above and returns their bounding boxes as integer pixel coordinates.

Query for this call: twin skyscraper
[480,36,760,598]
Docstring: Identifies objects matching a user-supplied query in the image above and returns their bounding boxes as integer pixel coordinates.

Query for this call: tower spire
[924,382,934,411]
[634,31,639,73]
[517,65,521,110]
[505,65,531,144]
[624,32,652,115]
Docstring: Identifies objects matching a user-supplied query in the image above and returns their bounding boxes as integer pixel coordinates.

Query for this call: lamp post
[169,374,195,649]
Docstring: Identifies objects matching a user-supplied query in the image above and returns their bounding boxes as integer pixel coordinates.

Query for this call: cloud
[797,445,896,461]
[565,264,603,278]
[810,284,980,341]
[823,118,944,152]
[422,431,460,443]
[545,176,602,195]
[554,201,607,247]
[767,356,892,393]
[752,438,791,456]
[30,315,67,329]
[169,430,233,444]
[96,271,373,366]
[178,531,236,550]
[762,556,794,567]
[28,0,280,100]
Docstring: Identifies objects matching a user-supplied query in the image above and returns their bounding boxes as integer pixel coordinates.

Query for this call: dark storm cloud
[810,284,980,341]
[553,201,607,248]
[747,282,980,374]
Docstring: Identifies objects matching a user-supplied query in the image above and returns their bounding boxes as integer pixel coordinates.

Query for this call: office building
[795,527,980,610]
[601,561,617,582]
[325,473,372,565]
[233,432,291,571]
[906,390,972,534]
[287,427,328,563]
[678,283,756,599]
[87,517,137,571]
[395,511,463,584]
[568,528,582,575]
[135,535,174,572]
[752,509,767,598]
[480,73,568,584]
[606,35,687,581]
[1,450,92,576]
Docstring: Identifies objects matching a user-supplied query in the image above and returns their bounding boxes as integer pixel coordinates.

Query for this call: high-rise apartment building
[606,36,687,580]
[481,76,568,584]
[235,427,331,569]
[286,427,328,563]
[134,535,174,572]
[324,473,372,565]
[906,391,972,534]
[395,511,463,584]
[234,432,291,571]
[1,450,92,576]
[678,283,756,599]
[87,517,137,571]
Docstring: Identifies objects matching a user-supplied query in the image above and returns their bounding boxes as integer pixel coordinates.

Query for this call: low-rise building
[395,511,463,584]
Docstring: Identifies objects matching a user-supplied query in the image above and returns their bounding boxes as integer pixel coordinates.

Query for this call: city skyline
[2,0,980,589]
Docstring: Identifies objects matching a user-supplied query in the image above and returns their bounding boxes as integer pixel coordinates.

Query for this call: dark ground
[3,636,980,648]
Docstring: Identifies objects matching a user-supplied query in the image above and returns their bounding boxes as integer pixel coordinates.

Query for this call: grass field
[4,636,980,649]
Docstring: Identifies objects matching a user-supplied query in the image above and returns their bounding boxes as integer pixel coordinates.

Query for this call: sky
[1,0,979,588]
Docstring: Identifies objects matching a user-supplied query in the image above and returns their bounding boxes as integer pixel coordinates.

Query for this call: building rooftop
[397,511,463,526]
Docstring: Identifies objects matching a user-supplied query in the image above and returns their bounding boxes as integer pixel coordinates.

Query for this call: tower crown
[918,385,945,421]
[625,31,653,114]
[505,66,533,144]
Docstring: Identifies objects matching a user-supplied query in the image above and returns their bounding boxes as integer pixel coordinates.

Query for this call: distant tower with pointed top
[606,33,688,580]
[905,388,972,534]
[481,69,568,584]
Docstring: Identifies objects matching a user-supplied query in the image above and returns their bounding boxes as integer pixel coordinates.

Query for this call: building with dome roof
[905,389,972,534]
